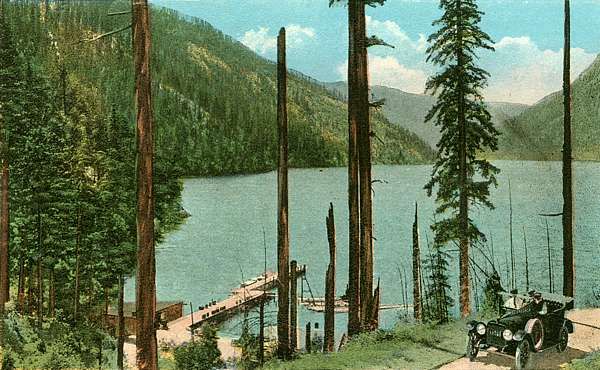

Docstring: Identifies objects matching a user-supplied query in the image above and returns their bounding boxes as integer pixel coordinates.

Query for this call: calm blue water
[125,161,600,338]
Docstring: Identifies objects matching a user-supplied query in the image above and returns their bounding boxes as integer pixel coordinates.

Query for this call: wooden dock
[166,265,306,333]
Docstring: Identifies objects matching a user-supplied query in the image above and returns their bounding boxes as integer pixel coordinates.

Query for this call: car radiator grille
[487,324,506,348]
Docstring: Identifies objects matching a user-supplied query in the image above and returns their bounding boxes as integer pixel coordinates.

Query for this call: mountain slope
[325,82,529,149]
[496,55,600,160]
[9,2,433,177]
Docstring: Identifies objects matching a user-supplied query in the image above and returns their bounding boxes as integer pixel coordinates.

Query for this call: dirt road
[439,309,600,370]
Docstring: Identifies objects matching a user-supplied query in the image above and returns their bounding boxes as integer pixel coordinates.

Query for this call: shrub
[174,324,224,370]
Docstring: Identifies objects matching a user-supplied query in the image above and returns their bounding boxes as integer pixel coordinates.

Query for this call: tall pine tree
[425,0,499,318]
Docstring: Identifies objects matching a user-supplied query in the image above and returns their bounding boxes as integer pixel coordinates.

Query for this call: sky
[150,0,600,105]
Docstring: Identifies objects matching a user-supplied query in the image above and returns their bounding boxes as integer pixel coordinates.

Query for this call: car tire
[466,334,479,362]
[557,325,568,353]
[515,339,531,370]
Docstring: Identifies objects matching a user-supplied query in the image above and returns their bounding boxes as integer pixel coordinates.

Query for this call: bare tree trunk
[305,322,311,353]
[26,262,34,315]
[258,297,265,365]
[1,158,9,306]
[324,204,336,353]
[276,27,290,360]
[132,1,157,368]
[508,179,515,290]
[74,208,81,322]
[346,0,362,337]
[562,0,575,298]
[523,226,529,292]
[412,203,422,321]
[37,209,43,329]
[117,275,125,370]
[290,260,298,353]
[18,248,25,313]
[49,267,55,318]
[546,219,553,293]
[354,0,373,331]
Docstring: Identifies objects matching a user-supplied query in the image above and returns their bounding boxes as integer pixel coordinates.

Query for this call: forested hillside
[13,1,433,178]
[496,55,600,160]
[325,82,529,149]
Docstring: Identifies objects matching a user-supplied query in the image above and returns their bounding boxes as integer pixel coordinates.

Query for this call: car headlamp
[512,331,524,341]
[502,329,513,341]
[476,323,486,335]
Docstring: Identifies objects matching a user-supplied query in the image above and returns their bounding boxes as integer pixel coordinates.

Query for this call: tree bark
[354,0,373,331]
[305,322,311,353]
[49,267,55,318]
[324,204,336,353]
[562,0,574,298]
[523,226,529,292]
[347,0,362,337]
[132,1,157,368]
[17,248,25,313]
[412,203,422,321]
[1,158,9,306]
[456,0,471,318]
[117,275,125,370]
[290,260,298,353]
[258,296,265,365]
[37,209,43,329]
[276,27,290,360]
[74,208,81,322]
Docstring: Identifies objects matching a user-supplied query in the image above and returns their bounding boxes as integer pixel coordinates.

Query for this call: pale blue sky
[151,0,600,104]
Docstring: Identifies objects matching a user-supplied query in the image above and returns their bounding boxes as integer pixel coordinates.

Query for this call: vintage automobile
[466,291,574,369]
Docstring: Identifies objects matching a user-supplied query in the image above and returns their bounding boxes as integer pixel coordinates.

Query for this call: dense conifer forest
[7,1,433,178]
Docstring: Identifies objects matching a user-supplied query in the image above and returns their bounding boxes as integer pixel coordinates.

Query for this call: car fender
[525,318,544,352]
[564,319,574,334]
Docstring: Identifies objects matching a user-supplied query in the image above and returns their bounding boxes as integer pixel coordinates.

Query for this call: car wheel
[466,334,479,362]
[515,339,531,370]
[557,326,568,353]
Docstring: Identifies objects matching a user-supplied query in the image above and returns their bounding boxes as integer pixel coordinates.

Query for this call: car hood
[489,311,535,330]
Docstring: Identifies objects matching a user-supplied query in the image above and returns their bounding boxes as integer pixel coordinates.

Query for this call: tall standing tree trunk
[355,0,373,330]
[48,267,55,318]
[546,219,553,293]
[456,0,471,318]
[1,158,9,306]
[17,247,25,313]
[523,226,530,292]
[117,275,125,370]
[412,203,422,321]
[562,0,574,298]
[508,179,515,290]
[258,296,265,365]
[346,0,362,337]
[290,260,298,353]
[324,203,336,353]
[276,27,290,360]
[132,1,157,368]
[37,209,43,329]
[74,208,81,322]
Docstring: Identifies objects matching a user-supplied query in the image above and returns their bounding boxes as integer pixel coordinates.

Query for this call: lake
[126,161,600,337]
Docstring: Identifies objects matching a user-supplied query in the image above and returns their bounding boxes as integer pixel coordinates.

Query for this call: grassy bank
[566,351,600,370]
[264,321,466,370]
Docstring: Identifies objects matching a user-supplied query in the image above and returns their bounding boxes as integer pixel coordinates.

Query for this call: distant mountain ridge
[324,82,529,149]
[495,55,600,161]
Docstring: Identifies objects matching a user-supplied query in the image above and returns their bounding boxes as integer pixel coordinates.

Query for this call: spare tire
[525,318,544,351]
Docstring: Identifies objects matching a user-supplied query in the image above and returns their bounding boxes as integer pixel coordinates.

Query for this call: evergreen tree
[423,244,453,323]
[424,0,499,318]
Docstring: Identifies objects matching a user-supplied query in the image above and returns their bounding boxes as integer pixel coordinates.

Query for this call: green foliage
[173,324,224,370]
[7,1,432,178]
[422,245,454,323]
[234,321,261,369]
[496,55,600,161]
[264,321,466,370]
[480,270,504,317]
[2,311,115,369]
[565,351,600,370]
[425,0,500,246]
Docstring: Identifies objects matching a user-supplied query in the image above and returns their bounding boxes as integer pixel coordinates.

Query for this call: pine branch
[366,35,394,49]
[83,24,131,43]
